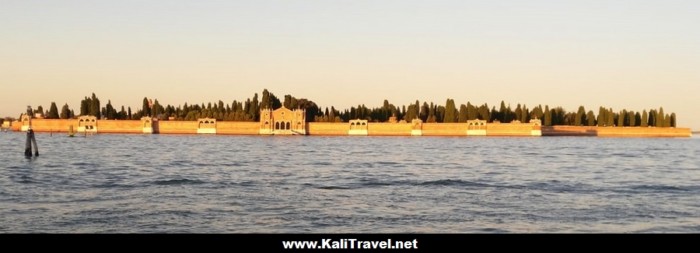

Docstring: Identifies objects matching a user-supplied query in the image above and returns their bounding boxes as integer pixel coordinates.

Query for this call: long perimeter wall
[10,119,691,137]
[542,126,692,137]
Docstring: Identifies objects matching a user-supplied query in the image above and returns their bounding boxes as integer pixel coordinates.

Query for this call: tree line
[29,89,678,127]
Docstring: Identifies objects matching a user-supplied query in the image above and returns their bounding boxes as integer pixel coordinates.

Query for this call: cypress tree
[574,109,581,125]
[597,107,605,126]
[490,106,498,122]
[670,113,676,127]
[531,105,543,120]
[657,107,664,127]
[617,110,625,127]
[260,89,270,109]
[251,93,259,120]
[420,102,430,122]
[91,93,101,119]
[628,111,636,127]
[283,95,292,108]
[458,104,468,123]
[464,103,474,120]
[80,98,89,116]
[48,102,59,119]
[586,111,596,126]
[607,109,615,127]
[479,104,490,121]
[269,92,282,109]
[427,103,436,123]
[414,100,420,120]
[544,106,552,126]
[505,105,513,123]
[436,105,446,123]
[499,101,507,122]
[60,103,71,119]
[120,106,127,120]
[329,106,336,122]
[405,104,416,121]
[575,106,585,126]
[443,99,457,123]
[34,105,44,117]
[142,97,151,117]
[105,100,114,119]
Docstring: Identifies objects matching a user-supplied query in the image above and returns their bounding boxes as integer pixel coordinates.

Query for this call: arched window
[286,122,290,130]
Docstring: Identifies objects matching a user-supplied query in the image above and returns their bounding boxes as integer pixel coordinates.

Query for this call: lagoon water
[1,132,699,233]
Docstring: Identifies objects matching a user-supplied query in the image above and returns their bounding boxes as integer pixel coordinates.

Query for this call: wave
[93,182,137,189]
[357,180,395,187]
[522,181,595,193]
[353,178,494,188]
[149,178,206,186]
[417,179,491,188]
[310,161,333,166]
[315,185,353,190]
[628,184,699,192]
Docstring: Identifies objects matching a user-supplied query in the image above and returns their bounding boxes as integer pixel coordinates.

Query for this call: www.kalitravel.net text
[282,238,418,250]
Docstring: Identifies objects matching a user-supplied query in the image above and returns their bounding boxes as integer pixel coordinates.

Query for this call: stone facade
[411,119,423,136]
[197,118,217,134]
[259,107,306,135]
[20,114,31,131]
[142,117,155,134]
[466,119,487,136]
[529,119,542,136]
[78,116,98,133]
[348,119,368,135]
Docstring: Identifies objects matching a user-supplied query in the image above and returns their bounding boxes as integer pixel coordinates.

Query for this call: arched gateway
[259,107,306,135]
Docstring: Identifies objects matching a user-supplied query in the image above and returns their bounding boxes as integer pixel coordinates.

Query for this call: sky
[1,0,698,129]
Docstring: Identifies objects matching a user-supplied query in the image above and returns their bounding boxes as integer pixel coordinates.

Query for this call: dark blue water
[1,132,699,233]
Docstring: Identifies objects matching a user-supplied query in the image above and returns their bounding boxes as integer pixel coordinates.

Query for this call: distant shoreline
[8,118,692,138]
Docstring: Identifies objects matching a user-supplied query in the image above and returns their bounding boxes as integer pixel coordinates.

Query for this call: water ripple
[0,133,699,232]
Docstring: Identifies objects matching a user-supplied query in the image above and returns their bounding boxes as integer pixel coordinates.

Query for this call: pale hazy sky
[2,0,698,129]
